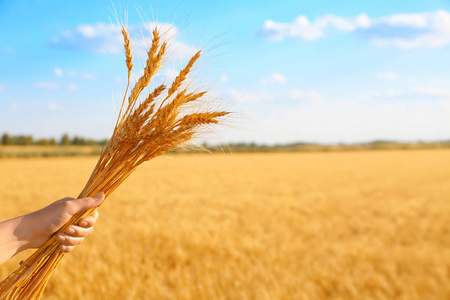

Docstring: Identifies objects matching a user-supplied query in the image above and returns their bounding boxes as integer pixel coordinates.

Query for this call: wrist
[13,215,35,252]
[19,212,48,249]
[0,216,33,264]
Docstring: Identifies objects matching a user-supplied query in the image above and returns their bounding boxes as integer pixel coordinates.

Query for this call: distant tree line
[176,140,450,153]
[1,133,108,146]
[2,133,450,152]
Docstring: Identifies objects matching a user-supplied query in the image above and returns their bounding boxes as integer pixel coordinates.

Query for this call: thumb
[69,192,105,213]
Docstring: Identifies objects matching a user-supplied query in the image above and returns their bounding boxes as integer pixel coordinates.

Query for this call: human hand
[25,193,105,253]
[0,193,105,265]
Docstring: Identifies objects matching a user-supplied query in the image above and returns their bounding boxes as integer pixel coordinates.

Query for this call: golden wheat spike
[167,50,201,98]
[116,26,135,129]
[128,30,166,106]
[128,84,166,123]
[185,91,208,104]
[179,112,230,126]
[121,26,133,75]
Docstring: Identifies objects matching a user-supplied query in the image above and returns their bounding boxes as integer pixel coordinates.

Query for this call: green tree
[60,134,71,146]
[72,136,87,145]
[1,133,13,145]
[36,139,51,146]
[16,135,33,145]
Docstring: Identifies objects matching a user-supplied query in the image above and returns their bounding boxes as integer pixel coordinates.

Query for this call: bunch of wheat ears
[0,24,229,299]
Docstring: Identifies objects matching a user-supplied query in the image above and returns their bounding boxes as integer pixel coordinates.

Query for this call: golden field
[0,150,449,299]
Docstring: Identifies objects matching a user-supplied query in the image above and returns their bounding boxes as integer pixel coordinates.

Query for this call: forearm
[0,215,32,265]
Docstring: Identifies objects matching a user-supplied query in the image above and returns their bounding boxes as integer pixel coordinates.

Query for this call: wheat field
[0,150,449,299]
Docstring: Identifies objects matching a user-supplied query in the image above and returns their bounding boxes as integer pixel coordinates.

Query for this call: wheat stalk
[0,24,229,299]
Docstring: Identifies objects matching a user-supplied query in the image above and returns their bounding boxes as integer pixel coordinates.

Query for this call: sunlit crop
[1,150,449,299]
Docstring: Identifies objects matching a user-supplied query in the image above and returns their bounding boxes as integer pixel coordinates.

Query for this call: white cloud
[34,82,58,89]
[164,68,179,82]
[260,14,370,41]
[10,103,18,110]
[0,85,4,92]
[54,67,63,77]
[258,10,450,48]
[290,89,324,102]
[290,89,304,99]
[219,74,228,83]
[78,25,97,38]
[413,86,450,96]
[51,22,196,57]
[369,88,407,99]
[309,91,325,102]
[47,102,63,112]
[82,73,96,80]
[58,70,96,80]
[262,72,286,84]
[52,23,123,54]
[229,89,272,103]
[370,85,450,99]
[67,83,79,91]
[385,89,403,98]
[377,71,399,80]
[47,102,58,110]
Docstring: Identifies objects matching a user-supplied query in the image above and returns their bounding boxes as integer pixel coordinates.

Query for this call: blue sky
[1,0,450,144]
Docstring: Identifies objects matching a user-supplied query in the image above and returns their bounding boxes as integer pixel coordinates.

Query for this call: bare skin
[0,193,104,265]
